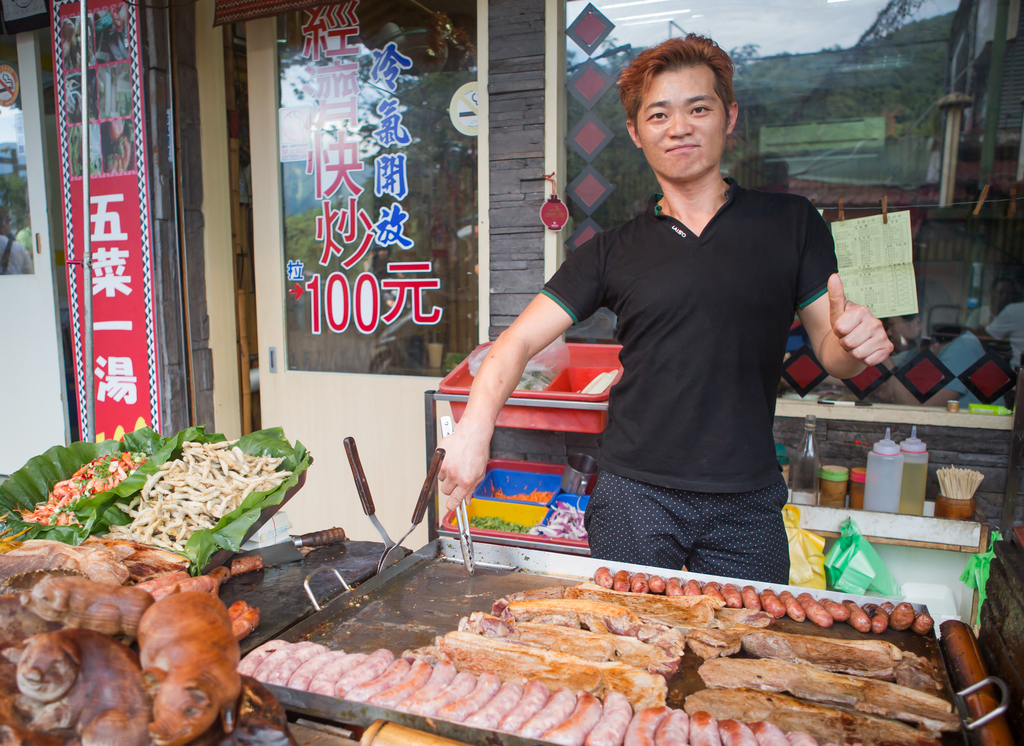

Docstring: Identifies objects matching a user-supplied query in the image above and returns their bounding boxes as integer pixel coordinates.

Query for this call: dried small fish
[108,440,290,551]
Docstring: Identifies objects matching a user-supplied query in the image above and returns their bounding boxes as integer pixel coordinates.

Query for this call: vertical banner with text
[51,0,161,440]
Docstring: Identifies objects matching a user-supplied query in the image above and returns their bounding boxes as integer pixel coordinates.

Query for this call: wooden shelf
[795,504,988,553]
[776,398,1012,430]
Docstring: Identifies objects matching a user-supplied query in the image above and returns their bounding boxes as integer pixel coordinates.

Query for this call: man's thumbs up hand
[826,273,892,366]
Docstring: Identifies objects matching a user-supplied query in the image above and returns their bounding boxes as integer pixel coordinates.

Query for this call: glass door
[0,31,69,473]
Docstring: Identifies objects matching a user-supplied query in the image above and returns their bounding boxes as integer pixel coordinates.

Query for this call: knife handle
[344,437,376,516]
[295,527,347,548]
[412,448,445,526]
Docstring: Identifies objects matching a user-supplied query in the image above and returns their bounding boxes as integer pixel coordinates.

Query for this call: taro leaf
[0,440,122,544]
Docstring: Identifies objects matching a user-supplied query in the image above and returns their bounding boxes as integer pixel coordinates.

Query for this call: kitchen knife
[440,416,474,575]
[236,527,347,565]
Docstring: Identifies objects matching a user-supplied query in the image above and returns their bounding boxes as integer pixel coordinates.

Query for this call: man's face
[626,65,738,186]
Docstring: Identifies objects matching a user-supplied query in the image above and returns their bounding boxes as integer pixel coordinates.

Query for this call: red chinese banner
[51,0,161,440]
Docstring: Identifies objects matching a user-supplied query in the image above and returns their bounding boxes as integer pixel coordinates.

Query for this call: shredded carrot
[492,488,554,503]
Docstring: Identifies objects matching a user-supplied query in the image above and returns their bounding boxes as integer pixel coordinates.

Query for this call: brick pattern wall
[488,0,546,339]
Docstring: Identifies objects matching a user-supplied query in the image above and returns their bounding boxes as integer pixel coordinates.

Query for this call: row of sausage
[236,640,835,746]
[592,568,933,635]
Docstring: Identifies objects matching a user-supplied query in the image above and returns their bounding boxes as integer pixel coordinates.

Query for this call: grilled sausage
[238,639,290,677]
[748,721,789,746]
[308,653,367,696]
[229,601,260,641]
[346,659,411,702]
[796,593,833,628]
[889,602,915,631]
[718,720,758,746]
[863,604,889,634]
[688,711,722,746]
[759,589,787,619]
[595,567,615,589]
[464,681,524,730]
[623,706,669,746]
[437,672,502,723]
[785,733,818,746]
[407,672,478,717]
[648,575,667,594]
[520,687,578,739]
[741,586,762,611]
[701,582,727,605]
[653,709,689,746]
[880,601,896,614]
[613,571,632,593]
[396,660,457,711]
[911,611,934,635]
[630,573,649,594]
[499,680,551,733]
[665,577,684,597]
[285,650,340,691]
[334,648,396,697]
[778,591,806,622]
[370,659,434,708]
[585,690,633,746]
[721,584,744,608]
[683,579,703,597]
[252,641,309,682]
[543,692,604,746]
[230,554,264,576]
[135,571,190,596]
[842,600,872,633]
[820,598,850,622]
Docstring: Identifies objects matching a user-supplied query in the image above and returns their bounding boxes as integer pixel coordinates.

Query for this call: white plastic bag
[468,339,570,391]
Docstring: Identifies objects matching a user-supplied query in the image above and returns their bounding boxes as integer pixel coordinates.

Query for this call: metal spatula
[379,447,446,571]
[343,436,397,573]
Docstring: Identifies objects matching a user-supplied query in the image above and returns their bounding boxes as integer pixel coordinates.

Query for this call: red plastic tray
[440,458,588,550]
[439,343,622,433]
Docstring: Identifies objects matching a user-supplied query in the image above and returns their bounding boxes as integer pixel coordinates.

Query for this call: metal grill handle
[956,675,1010,730]
[303,566,352,611]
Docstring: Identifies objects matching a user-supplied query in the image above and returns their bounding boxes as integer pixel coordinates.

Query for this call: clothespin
[973,184,990,216]
[1010,188,1017,218]
[838,197,845,222]
[881,195,888,224]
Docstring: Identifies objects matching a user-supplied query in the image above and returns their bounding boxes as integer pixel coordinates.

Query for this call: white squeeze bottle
[898,426,928,516]
[863,427,904,513]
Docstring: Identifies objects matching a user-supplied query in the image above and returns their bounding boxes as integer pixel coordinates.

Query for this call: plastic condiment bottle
[849,467,867,510]
[863,427,904,513]
[898,426,928,516]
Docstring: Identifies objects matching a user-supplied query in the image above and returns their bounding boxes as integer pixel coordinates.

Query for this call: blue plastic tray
[473,468,563,504]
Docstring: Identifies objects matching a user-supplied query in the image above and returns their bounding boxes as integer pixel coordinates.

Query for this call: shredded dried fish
[108,440,290,551]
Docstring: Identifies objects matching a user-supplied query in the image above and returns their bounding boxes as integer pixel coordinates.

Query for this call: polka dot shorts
[584,470,790,584]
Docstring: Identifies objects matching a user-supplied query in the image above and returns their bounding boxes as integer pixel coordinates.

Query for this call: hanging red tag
[540,194,569,231]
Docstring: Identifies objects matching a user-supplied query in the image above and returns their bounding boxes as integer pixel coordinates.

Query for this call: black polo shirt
[542,179,837,493]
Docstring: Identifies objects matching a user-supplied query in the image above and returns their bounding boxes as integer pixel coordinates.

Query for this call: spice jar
[818,465,849,508]
[848,467,866,510]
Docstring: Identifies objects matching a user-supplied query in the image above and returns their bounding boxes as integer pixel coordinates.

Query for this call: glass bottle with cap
[864,427,904,513]
[790,415,820,506]
[898,426,928,516]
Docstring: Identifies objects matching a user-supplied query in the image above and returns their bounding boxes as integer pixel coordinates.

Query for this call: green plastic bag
[960,530,1001,625]
[824,518,901,598]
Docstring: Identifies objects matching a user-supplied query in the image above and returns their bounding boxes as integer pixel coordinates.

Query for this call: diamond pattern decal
[566,218,603,252]
[894,349,956,404]
[781,345,828,397]
[568,113,615,162]
[842,363,892,400]
[958,351,1016,404]
[567,3,615,56]
[568,60,616,110]
[568,166,615,215]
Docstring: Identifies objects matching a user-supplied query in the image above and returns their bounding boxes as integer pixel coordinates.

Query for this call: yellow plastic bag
[783,505,827,589]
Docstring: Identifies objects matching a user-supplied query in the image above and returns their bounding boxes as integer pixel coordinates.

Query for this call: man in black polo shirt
[437,35,892,582]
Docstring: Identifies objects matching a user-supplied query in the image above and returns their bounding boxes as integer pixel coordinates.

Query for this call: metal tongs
[440,416,475,575]
[344,436,446,574]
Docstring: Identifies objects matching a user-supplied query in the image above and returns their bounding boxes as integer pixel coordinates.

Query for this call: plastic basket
[438,343,623,433]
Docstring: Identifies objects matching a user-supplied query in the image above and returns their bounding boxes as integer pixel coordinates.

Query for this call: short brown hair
[618,35,735,125]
